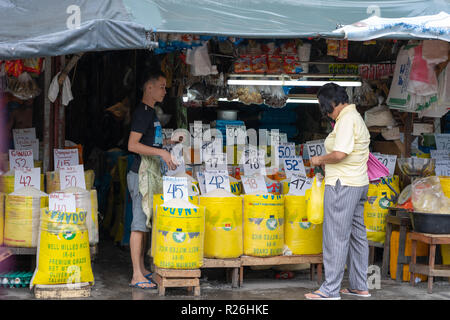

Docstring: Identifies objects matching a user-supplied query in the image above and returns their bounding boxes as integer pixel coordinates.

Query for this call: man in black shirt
[127,70,176,289]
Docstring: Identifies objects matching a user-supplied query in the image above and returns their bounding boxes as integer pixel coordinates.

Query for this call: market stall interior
[0,35,449,298]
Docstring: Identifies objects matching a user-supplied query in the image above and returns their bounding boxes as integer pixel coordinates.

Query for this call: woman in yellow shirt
[305,83,371,300]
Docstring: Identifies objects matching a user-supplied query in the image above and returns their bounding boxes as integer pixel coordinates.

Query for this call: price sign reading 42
[14,167,41,191]
[288,174,312,196]
[59,165,86,190]
[204,170,231,193]
[163,176,188,202]
[306,140,326,158]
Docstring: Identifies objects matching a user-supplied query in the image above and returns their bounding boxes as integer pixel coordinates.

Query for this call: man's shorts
[127,171,150,233]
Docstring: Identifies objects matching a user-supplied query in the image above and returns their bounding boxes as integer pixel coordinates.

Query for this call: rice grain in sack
[45,170,95,194]
[200,190,243,258]
[285,195,322,255]
[30,208,94,287]
[306,177,324,225]
[153,200,205,269]
[243,194,284,257]
[0,172,45,194]
[0,193,4,246]
[62,187,99,245]
[151,194,199,257]
[4,187,48,247]
[364,176,400,243]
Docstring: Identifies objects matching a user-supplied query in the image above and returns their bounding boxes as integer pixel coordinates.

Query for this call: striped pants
[318,179,369,298]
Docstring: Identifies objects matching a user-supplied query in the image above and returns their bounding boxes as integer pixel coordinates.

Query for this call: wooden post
[404,113,414,157]
[43,56,53,173]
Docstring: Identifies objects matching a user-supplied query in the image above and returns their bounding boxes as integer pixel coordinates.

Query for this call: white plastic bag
[186,42,217,76]
[364,96,396,127]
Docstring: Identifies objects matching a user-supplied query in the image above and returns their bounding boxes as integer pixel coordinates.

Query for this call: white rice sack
[202,188,237,198]
[162,199,198,209]
[10,187,47,197]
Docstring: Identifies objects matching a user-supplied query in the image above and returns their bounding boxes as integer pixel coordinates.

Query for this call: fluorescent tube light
[286,98,319,104]
[227,79,362,87]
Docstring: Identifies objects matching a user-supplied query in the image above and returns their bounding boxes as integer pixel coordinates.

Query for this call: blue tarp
[0,0,449,59]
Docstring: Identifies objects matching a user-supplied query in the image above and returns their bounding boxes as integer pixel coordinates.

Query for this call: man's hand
[160,149,177,171]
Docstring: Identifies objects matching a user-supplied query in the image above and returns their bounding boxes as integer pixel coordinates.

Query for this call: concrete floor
[1,235,450,301]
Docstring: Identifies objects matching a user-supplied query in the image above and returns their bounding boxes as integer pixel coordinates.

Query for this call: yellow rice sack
[4,188,48,247]
[45,170,95,194]
[229,176,243,196]
[0,173,45,194]
[153,200,205,269]
[364,176,400,243]
[0,193,4,246]
[243,194,284,257]
[306,177,325,225]
[200,195,243,258]
[30,208,94,287]
[285,195,322,255]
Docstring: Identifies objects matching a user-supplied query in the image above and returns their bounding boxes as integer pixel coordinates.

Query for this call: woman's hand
[310,156,322,167]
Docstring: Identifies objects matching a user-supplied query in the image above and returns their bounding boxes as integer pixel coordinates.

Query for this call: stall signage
[13,128,39,160]
[435,160,450,177]
[288,174,312,196]
[431,150,450,160]
[49,192,76,213]
[241,147,266,176]
[241,175,268,194]
[373,153,397,177]
[204,170,231,193]
[163,176,188,202]
[435,134,450,151]
[305,140,326,158]
[14,167,41,191]
[9,149,34,171]
[54,148,79,170]
[204,152,227,172]
[283,156,307,178]
[59,165,86,190]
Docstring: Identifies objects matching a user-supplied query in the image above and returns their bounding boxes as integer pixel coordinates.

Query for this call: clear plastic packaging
[412,176,450,214]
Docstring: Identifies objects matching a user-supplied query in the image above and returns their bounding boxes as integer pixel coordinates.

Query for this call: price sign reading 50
[59,165,86,190]
[306,140,326,158]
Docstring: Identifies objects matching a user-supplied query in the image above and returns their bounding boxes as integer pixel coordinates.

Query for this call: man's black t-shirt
[129,102,163,173]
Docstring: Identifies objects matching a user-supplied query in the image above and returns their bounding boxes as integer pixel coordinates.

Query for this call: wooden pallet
[240,254,323,286]
[34,283,91,299]
[152,267,201,296]
[201,258,241,288]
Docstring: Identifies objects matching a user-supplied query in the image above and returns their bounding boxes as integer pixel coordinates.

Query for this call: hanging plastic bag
[407,44,438,96]
[7,71,41,100]
[411,176,450,214]
[306,176,325,224]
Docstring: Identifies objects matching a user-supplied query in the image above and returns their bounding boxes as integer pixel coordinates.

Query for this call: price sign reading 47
[288,174,312,196]
[14,167,41,191]
[59,165,86,190]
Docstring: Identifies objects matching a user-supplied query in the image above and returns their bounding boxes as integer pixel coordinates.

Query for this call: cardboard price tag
[241,175,268,194]
[59,165,86,190]
[49,192,77,213]
[435,134,450,151]
[305,140,326,158]
[283,156,306,178]
[54,148,79,170]
[430,150,450,160]
[204,152,227,172]
[14,167,41,191]
[13,128,36,149]
[204,170,231,193]
[241,147,266,176]
[163,176,188,202]
[288,174,312,196]
[9,149,34,171]
[435,160,450,176]
[375,154,397,176]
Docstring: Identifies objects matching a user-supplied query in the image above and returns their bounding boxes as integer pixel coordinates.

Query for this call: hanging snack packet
[251,55,268,74]
[234,55,252,73]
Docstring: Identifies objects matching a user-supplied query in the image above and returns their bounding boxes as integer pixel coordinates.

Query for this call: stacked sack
[0,193,4,246]
[45,169,95,194]
[4,187,48,247]
[200,188,243,259]
[152,199,205,269]
[0,170,45,194]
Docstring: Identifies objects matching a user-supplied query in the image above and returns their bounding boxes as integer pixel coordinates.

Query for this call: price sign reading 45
[59,165,86,190]
[204,170,231,193]
[283,156,306,178]
[288,174,312,196]
[163,176,188,202]
[306,140,326,158]
[49,192,76,213]
[9,149,34,171]
[241,175,268,194]
[14,167,41,191]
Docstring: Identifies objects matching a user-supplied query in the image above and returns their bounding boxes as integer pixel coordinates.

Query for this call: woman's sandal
[340,288,371,297]
[305,290,341,300]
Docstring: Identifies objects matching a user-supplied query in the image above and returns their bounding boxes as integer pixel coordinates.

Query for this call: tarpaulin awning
[0,0,449,59]
[333,11,450,41]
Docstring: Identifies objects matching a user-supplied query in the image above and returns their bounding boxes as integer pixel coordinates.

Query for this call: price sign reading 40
[288,174,312,196]
[14,167,41,191]
[59,165,86,190]
[49,192,77,213]
[9,149,34,171]
[163,176,188,203]
[204,170,231,193]
[306,140,326,158]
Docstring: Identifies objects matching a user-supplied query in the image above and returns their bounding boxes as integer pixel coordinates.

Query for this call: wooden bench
[409,232,450,294]
[152,267,201,296]
[34,283,91,299]
[201,258,241,288]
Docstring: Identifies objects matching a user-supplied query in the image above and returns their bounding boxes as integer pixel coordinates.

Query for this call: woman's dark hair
[316,83,349,116]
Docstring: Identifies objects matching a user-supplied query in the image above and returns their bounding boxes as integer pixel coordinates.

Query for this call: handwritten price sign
[49,192,77,213]
[54,148,79,170]
[305,140,326,158]
[204,170,231,193]
[163,176,188,202]
[14,167,41,191]
[283,156,307,178]
[435,160,450,177]
[288,174,312,196]
[435,134,450,151]
[373,153,397,177]
[9,149,34,171]
[241,175,268,194]
[59,165,86,190]
[204,152,227,172]
[241,147,266,176]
